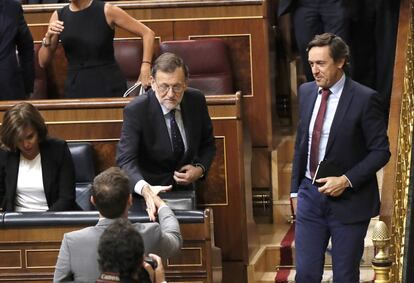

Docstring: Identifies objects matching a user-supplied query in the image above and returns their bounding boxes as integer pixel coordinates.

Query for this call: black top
[58,0,126,98]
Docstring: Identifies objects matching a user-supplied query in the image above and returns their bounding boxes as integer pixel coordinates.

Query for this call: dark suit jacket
[277,0,353,17]
[291,77,390,224]
[0,0,34,100]
[0,138,76,211]
[116,88,216,190]
[277,0,295,17]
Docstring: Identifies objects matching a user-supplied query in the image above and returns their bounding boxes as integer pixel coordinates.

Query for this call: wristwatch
[194,163,206,178]
[42,37,51,47]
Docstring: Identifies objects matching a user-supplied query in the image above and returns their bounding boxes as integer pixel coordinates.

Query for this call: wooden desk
[24,0,277,192]
[0,94,258,282]
[0,210,217,283]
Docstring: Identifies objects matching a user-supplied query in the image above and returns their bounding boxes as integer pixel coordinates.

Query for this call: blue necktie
[170,109,185,161]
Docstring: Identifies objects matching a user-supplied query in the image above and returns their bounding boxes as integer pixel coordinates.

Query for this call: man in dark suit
[277,0,351,81]
[0,0,34,100]
[117,52,216,220]
[291,33,390,282]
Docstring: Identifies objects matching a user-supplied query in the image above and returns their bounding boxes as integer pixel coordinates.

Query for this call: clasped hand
[173,164,203,186]
[317,175,350,197]
[142,184,171,222]
[47,20,64,37]
[290,175,350,216]
[142,164,203,221]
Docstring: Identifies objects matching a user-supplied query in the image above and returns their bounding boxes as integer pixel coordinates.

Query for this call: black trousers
[292,0,351,81]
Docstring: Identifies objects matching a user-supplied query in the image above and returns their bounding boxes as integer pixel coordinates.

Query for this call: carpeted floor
[274,224,295,283]
[273,223,375,283]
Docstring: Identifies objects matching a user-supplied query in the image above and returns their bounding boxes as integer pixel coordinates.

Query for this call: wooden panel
[23,1,264,22]
[0,250,22,268]
[0,94,256,277]
[205,119,248,261]
[0,210,214,283]
[24,0,272,150]
[198,138,227,205]
[0,226,80,242]
[26,250,60,268]
[174,19,271,147]
[48,122,122,140]
[168,247,204,267]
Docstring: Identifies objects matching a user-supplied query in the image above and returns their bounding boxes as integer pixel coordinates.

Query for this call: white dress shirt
[305,74,345,179]
[134,104,188,195]
[291,74,349,198]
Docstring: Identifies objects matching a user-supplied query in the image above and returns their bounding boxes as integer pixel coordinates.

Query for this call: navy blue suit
[116,88,216,191]
[291,77,390,282]
[0,0,34,100]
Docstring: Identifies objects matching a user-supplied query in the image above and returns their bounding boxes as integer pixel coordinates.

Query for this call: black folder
[312,160,343,187]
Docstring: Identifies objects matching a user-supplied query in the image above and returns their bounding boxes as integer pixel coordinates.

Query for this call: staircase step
[264,220,376,267]
[252,218,379,282]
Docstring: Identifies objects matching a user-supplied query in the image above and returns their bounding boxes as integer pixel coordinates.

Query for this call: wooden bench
[26,2,276,210]
[0,209,220,283]
[0,93,257,282]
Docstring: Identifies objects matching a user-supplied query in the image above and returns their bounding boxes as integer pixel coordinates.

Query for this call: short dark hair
[307,33,351,73]
[91,167,130,218]
[98,218,144,280]
[0,102,48,151]
[151,52,189,80]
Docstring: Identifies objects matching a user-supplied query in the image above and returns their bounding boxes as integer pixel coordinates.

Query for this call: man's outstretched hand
[142,184,172,221]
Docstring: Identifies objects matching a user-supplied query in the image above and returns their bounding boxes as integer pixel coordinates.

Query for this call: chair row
[67,142,197,212]
[33,38,235,99]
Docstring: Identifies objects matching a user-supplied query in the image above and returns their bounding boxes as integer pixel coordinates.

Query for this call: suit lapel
[302,84,319,132]
[39,142,53,201]
[325,78,355,156]
[5,152,20,204]
[180,92,193,160]
[148,91,174,156]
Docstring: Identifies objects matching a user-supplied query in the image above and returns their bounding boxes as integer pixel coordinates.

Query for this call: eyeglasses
[154,81,185,94]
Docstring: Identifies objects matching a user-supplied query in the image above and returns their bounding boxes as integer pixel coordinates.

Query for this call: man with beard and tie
[116,52,216,220]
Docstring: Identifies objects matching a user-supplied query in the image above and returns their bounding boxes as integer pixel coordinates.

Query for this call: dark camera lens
[143,256,157,269]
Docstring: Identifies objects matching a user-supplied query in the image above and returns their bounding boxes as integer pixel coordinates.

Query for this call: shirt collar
[318,73,346,97]
[160,104,181,116]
